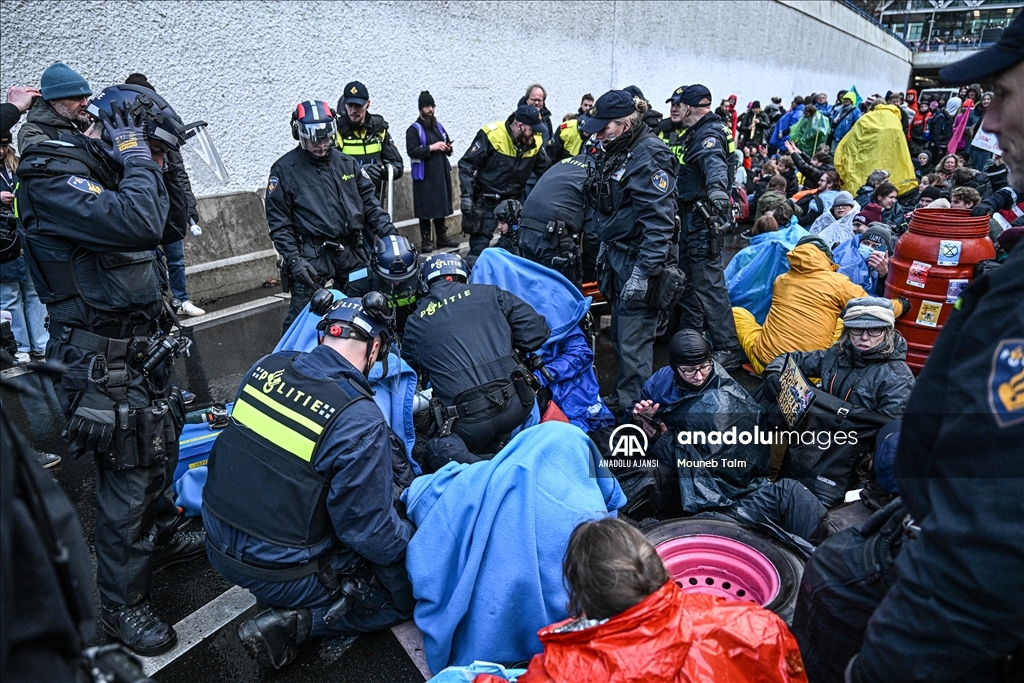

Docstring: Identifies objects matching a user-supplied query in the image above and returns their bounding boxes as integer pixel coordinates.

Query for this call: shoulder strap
[34,121,61,141]
[17,139,118,189]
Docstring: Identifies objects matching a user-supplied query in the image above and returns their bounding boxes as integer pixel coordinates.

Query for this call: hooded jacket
[748,244,906,366]
[519,581,808,683]
[16,98,82,151]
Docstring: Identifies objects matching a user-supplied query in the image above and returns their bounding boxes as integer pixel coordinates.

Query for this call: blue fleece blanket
[727,224,808,324]
[403,421,626,672]
[471,249,613,431]
[274,289,421,473]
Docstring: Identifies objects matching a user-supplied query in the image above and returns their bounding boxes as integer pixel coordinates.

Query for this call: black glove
[65,391,117,454]
[362,164,384,183]
[460,197,474,214]
[895,297,911,316]
[287,254,319,291]
[709,190,733,220]
[99,101,151,166]
[762,372,782,400]
[620,265,649,303]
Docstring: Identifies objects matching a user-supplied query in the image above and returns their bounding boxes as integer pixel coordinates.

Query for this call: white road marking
[391,620,432,681]
[179,293,289,328]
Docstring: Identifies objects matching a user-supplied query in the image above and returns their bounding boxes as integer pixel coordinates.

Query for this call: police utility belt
[431,373,535,438]
[519,217,580,266]
[601,242,687,311]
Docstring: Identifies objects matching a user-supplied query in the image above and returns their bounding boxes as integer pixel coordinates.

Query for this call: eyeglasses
[850,328,886,339]
[677,361,713,379]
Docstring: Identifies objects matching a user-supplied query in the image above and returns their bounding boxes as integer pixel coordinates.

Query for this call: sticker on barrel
[907,261,931,288]
[937,240,962,266]
[916,300,943,328]
[946,279,969,303]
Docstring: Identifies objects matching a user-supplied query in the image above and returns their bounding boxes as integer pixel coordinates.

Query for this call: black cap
[622,85,646,102]
[580,90,636,134]
[669,329,711,367]
[940,13,1024,84]
[514,104,542,127]
[666,85,687,104]
[679,84,712,107]
[919,186,944,200]
[341,81,369,106]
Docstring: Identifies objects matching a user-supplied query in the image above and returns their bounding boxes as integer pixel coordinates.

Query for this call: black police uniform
[587,128,678,411]
[266,146,397,333]
[519,155,588,286]
[675,111,742,356]
[458,116,550,264]
[402,280,550,453]
[203,344,415,639]
[15,137,189,615]
[346,263,424,338]
[334,112,404,196]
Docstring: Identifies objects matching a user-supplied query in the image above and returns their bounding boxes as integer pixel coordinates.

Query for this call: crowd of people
[2,13,1023,683]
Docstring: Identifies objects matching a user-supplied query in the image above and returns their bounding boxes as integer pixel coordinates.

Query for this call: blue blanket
[274,289,421,472]
[833,233,880,295]
[727,224,808,324]
[403,421,626,672]
[471,249,613,431]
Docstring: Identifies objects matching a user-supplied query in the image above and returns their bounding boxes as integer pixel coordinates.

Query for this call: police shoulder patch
[989,339,1024,427]
[702,137,717,149]
[651,170,671,192]
[267,176,278,194]
[67,175,103,196]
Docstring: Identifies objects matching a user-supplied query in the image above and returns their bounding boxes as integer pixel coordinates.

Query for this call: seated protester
[950,185,982,211]
[733,236,909,373]
[518,518,806,683]
[727,216,810,324]
[626,330,771,514]
[854,169,890,208]
[833,223,894,295]
[747,159,777,202]
[934,153,959,189]
[871,181,908,234]
[403,254,550,455]
[914,150,933,177]
[915,185,944,209]
[490,198,522,256]
[754,174,801,222]
[986,153,1009,190]
[785,139,833,189]
[812,195,876,250]
[796,169,842,228]
[761,297,914,505]
[775,154,800,196]
[951,165,993,199]
[203,295,415,671]
[347,235,424,338]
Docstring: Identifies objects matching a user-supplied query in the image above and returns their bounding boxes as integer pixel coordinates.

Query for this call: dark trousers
[603,246,659,411]
[464,203,498,266]
[676,214,740,352]
[419,218,449,244]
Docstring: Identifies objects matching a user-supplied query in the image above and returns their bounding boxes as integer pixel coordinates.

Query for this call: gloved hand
[362,164,384,183]
[709,190,733,220]
[762,372,782,400]
[287,254,319,291]
[99,101,151,166]
[460,197,474,214]
[64,391,117,454]
[620,265,649,303]
[895,297,911,316]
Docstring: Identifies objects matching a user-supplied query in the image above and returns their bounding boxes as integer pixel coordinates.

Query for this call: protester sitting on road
[733,236,909,373]
[796,169,841,228]
[517,517,807,683]
[809,191,862,248]
[935,153,959,188]
[832,223,894,296]
[775,154,800,196]
[754,174,800,222]
[950,185,982,211]
[855,169,890,208]
[916,185,944,208]
[950,165,992,198]
[871,182,908,233]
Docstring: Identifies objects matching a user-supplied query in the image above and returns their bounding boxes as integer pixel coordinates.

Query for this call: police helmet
[494,199,522,227]
[87,84,191,150]
[291,100,337,144]
[374,235,419,283]
[422,254,468,285]
[311,290,394,344]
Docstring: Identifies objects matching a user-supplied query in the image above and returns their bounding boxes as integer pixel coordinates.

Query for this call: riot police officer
[15,84,207,655]
[347,234,424,337]
[402,254,550,454]
[518,155,589,286]
[458,104,551,265]
[674,85,743,369]
[203,293,414,671]
[267,100,397,334]
[581,90,679,413]
[334,81,404,200]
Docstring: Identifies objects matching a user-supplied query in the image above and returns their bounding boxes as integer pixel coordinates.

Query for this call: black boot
[237,606,312,670]
[101,601,177,656]
[421,239,434,253]
[435,230,459,249]
[712,348,744,372]
[152,528,207,573]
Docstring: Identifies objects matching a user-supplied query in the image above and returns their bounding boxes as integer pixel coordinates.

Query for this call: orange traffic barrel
[885,208,995,373]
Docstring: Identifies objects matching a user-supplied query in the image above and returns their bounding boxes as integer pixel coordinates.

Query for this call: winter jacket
[16,98,81,151]
[747,244,906,366]
[832,105,862,144]
[764,334,915,419]
[769,104,803,150]
[333,112,404,183]
[737,109,771,146]
[519,581,808,683]
[928,110,953,157]
[405,117,453,220]
[833,233,884,295]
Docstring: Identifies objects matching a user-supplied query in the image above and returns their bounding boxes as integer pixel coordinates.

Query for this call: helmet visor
[297,119,337,143]
[178,123,231,185]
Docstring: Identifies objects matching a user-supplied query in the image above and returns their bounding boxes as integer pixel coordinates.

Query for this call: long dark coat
[406,118,453,220]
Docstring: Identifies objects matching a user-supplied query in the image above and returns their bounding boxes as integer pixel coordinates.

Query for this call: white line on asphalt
[138,585,256,676]
[390,621,432,681]
[179,293,289,328]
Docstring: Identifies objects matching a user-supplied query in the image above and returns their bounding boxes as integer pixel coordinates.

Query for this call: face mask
[858,244,875,261]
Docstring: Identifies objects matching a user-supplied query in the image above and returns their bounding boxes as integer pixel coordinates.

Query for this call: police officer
[15,84,206,655]
[518,155,589,286]
[347,235,423,338]
[657,86,688,166]
[334,81,404,200]
[458,104,551,265]
[203,293,414,671]
[674,84,743,369]
[622,85,663,132]
[581,90,678,413]
[267,100,397,334]
[403,254,550,454]
[547,115,588,161]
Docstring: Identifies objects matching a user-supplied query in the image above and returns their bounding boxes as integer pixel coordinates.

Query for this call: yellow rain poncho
[835,104,918,196]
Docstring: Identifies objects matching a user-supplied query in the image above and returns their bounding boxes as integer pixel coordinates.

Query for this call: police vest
[334,115,389,161]
[657,125,687,166]
[557,119,583,157]
[482,121,543,159]
[14,140,163,315]
[203,353,371,549]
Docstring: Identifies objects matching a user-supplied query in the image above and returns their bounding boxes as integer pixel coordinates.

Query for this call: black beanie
[669,329,711,368]
[419,91,435,109]
[125,72,155,91]
[920,186,944,200]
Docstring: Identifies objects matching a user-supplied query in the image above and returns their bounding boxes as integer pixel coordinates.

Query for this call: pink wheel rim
[655,534,780,606]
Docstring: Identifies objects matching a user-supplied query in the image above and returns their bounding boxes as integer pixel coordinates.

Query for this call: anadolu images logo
[608,423,648,458]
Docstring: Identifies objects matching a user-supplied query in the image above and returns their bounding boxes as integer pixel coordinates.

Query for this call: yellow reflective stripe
[241,384,325,436]
[334,131,383,156]
[560,123,582,156]
[232,398,316,462]
[12,181,19,219]
[483,122,541,158]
